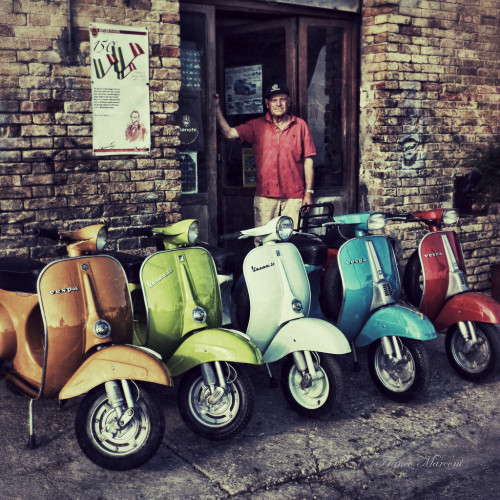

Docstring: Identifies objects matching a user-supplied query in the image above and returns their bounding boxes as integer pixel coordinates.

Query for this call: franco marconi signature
[380,455,464,468]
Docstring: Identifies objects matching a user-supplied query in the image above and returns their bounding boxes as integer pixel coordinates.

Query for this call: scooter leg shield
[356,305,437,348]
[263,317,350,364]
[58,345,173,400]
[433,292,500,332]
[166,328,263,378]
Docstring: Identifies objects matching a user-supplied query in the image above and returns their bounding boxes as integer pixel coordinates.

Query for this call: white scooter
[222,216,351,418]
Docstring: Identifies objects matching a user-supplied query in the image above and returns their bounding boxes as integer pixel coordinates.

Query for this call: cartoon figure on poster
[225,65,263,116]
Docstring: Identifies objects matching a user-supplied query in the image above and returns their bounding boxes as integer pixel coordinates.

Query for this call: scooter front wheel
[445,322,500,381]
[177,364,254,440]
[281,352,343,418]
[75,383,165,471]
[368,338,430,402]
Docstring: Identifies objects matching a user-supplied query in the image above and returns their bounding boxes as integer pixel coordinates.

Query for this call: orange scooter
[0,225,173,470]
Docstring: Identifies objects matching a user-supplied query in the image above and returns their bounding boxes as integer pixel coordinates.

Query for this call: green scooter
[115,220,263,440]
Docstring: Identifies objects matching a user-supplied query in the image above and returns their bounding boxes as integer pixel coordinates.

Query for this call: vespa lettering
[147,269,173,288]
[50,286,79,295]
[424,252,443,258]
[346,258,367,265]
[251,262,275,272]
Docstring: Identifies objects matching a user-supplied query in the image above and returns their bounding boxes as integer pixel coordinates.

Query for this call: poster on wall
[179,152,198,194]
[242,148,256,187]
[225,65,263,116]
[90,23,150,156]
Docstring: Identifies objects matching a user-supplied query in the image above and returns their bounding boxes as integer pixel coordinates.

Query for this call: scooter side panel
[166,328,263,377]
[38,256,133,398]
[245,243,310,352]
[337,236,400,339]
[58,344,173,400]
[356,304,436,347]
[263,317,350,364]
[433,292,500,332]
[419,231,465,320]
[140,248,222,358]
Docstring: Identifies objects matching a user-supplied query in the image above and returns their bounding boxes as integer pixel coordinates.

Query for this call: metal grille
[383,283,393,296]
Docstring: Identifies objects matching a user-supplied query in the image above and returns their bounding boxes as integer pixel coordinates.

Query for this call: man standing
[216,83,315,231]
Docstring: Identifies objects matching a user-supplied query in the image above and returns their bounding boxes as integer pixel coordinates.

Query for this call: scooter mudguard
[262,317,350,364]
[166,328,263,378]
[58,345,173,400]
[355,304,437,347]
[418,231,467,320]
[433,292,500,332]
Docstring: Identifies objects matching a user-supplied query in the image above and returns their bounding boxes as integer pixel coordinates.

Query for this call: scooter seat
[0,257,45,293]
[106,252,144,284]
[289,235,328,266]
[197,243,235,275]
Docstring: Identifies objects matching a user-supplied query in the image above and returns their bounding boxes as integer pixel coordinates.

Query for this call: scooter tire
[281,352,343,418]
[177,364,255,440]
[445,322,500,381]
[75,383,165,471]
[368,338,430,402]
[402,251,423,307]
[322,259,343,322]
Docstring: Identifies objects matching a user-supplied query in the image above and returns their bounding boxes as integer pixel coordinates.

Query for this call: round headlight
[96,227,108,252]
[292,299,303,313]
[367,213,386,230]
[94,319,111,338]
[277,216,294,241]
[188,221,200,245]
[442,209,459,225]
[192,306,207,324]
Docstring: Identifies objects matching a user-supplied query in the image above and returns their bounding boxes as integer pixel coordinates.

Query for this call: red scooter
[402,208,500,381]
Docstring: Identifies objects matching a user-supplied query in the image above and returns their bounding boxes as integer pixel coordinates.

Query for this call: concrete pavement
[1,334,499,500]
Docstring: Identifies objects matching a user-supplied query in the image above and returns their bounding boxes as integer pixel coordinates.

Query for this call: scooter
[317,212,437,401]
[222,216,351,418]
[114,219,263,440]
[0,225,173,470]
[401,208,500,381]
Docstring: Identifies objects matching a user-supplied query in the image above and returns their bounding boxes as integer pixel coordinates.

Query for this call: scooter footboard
[356,305,437,348]
[167,328,263,378]
[434,292,500,332]
[263,318,350,364]
[58,345,173,400]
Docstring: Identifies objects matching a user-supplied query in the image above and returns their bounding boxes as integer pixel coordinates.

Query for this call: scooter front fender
[263,318,350,364]
[58,345,173,400]
[166,328,263,378]
[434,292,500,331]
[356,305,437,347]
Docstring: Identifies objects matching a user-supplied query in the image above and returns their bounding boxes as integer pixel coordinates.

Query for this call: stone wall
[360,0,500,289]
[0,0,181,259]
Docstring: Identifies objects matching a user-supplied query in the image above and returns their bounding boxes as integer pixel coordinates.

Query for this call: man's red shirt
[235,112,316,199]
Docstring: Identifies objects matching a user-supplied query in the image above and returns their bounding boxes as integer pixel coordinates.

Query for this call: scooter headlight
[277,216,294,241]
[188,221,200,245]
[367,213,386,230]
[292,299,303,313]
[442,209,459,225]
[192,306,207,324]
[96,227,108,252]
[94,319,111,338]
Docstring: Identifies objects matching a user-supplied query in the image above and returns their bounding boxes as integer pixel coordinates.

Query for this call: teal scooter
[316,212,437,401]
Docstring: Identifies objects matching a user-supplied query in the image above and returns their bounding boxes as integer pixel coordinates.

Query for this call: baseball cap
[265,83,290,99]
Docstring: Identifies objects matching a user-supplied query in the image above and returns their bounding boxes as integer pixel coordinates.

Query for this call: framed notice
[179,152,198,194]
[90,23,150,156]
[242,148,256,188]
[225,65,263,116]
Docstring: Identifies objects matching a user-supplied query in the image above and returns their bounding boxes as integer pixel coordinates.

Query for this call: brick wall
[360,0,500,289]
[0,0,181,259]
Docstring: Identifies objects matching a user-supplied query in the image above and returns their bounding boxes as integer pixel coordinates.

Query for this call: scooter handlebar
[127,227,153,237]
[34,227,61,240]
[219,231,243,241]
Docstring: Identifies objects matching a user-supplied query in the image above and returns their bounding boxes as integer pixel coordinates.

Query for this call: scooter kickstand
[265,363,278,388]
[27,399,37,449]
[351,342,360,372]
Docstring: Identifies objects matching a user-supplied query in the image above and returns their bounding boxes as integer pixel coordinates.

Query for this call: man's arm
[215,94,239,140]
[302,156,314,206]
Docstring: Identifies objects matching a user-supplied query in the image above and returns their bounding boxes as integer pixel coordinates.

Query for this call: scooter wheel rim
[287,363,330,410]
[187,375,240,428]
[450,328,491,374]
[374,342,416,393]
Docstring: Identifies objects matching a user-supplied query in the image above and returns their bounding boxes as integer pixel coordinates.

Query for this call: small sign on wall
[225,65,263,116]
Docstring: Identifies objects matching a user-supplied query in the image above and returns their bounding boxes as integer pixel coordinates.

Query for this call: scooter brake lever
[219,231,244,241]
[34,227,61,240]
[127,227,153,237]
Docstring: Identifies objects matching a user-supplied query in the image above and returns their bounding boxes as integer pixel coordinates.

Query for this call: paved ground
[1,332,499,500]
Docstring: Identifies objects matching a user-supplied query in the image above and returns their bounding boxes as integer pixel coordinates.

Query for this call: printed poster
[242,148,256,187]
[179,152,198,194]
[225,65,263,116]
[90,23,150,155]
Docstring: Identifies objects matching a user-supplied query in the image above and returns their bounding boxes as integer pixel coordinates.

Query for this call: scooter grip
[219,232,242,241]
[34,227,60,239]
[127,227,153,237]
